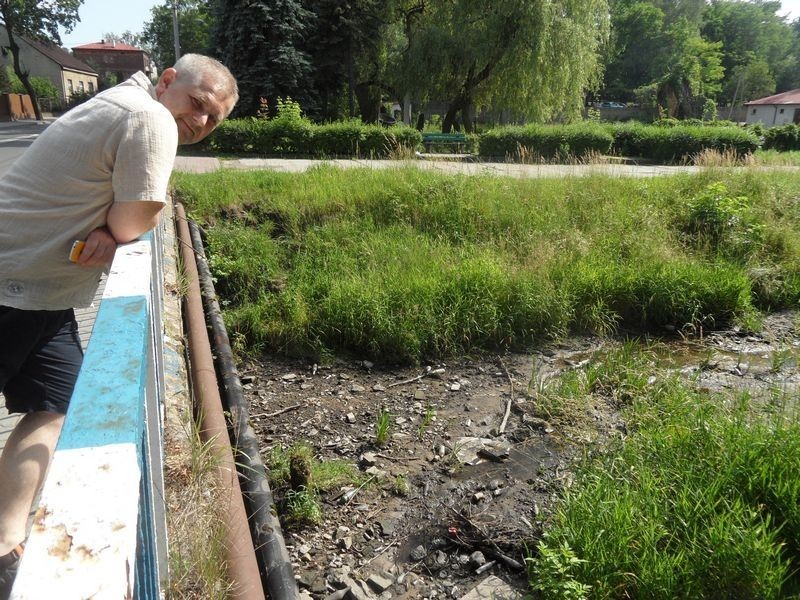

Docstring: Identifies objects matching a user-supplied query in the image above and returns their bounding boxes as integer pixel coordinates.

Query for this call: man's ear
[155,68,177,96]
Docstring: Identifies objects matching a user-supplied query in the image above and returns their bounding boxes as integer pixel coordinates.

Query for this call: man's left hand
[77,226,117,267]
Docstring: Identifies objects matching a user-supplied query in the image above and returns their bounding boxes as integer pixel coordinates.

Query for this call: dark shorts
[0,306,83,415]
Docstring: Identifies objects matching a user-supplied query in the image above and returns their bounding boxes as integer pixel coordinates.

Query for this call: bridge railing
[11,229,168,599]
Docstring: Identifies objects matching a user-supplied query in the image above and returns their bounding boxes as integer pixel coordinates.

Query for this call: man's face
[155,68,234,145]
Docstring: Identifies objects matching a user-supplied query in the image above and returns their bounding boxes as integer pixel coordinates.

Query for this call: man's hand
[76,226,117,267]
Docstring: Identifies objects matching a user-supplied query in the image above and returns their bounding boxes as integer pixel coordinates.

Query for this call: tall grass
[529,346,800,599]
[173,167,800,362]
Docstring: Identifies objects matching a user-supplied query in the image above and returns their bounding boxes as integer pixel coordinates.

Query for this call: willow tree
[395,0,609,131]
[0,0,83,120]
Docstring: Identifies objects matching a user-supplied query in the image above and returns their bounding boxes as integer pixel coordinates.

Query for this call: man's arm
[76,201,164,267]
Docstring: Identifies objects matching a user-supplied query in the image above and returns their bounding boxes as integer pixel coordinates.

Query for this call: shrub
[611,123,759,162]
[762,124,800,151]
[479,124,614,160]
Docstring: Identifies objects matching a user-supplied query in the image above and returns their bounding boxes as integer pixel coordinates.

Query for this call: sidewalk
[173,155,707,178]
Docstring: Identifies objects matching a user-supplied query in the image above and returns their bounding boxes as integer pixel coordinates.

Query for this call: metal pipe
[175,203,264,599]
[188,219,298,600]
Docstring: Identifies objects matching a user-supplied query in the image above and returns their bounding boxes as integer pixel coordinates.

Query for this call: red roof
[72,41,143,52]
[745,89,800,105]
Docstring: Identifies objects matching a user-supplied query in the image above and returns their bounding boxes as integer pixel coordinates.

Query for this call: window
[752,108,756,114]
[780,108,785,114]
[67,79,73,95]
[78,81,85,93]
[88,81,94,93]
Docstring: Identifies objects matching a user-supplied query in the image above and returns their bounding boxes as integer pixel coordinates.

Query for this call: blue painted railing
[11,230,167,599]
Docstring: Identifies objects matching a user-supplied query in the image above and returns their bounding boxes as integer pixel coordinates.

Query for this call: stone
[360,452,378,466]
[365,465,387,477]
[469,551,486,567]
[350,383,366,393]
[300,383,314,390]
[409,544,427,561]
[450,382,461,391]
[471,492,486,503]
[373,383,386,392]
[339,536,353,550]
[282,373,297,381]
[346,412,357,423]
[367,573,394,593]
[376,517,396,537]
[458,575,521,600]
[414,389,426,400]
[434,550,448,565]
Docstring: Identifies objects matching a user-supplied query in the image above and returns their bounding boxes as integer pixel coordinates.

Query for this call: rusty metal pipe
[175,202,264,599]
[188,219,297,599]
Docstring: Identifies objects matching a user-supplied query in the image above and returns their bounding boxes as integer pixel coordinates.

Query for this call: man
[0,53,238,595]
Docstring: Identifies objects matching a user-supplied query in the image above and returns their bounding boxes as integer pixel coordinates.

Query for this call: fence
[10,230,168,599]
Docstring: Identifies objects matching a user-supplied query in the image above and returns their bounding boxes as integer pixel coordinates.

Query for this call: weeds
[418,403,435,439]
[174,168,800,362]
[529,345,800,598]
[375,408,392,446]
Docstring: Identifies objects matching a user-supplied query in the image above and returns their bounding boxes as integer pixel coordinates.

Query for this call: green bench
[422,132,467,152]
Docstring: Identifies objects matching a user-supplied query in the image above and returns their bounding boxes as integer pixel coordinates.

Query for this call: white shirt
[0,72,178,310]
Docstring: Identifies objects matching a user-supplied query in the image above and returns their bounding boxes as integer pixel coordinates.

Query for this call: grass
[375,408,392,446]
[528,344,800,599]
[164,415,232,599]
[266,444,362,528]
[173,167,800,364]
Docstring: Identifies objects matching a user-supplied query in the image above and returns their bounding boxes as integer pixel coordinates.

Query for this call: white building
[744,89,800,126]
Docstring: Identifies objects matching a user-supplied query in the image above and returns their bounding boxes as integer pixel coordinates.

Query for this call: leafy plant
[375,409,392,446]
[527,540,591,600]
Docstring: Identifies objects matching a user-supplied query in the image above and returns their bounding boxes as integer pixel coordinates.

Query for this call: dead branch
[497,358,513,434]
[251,403,303,419]
[386,367,445,388]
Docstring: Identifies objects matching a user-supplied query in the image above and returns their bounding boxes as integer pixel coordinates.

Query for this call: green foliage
[174,168,800,362]
[211,0,313,117]
[610,123,759,162]
[528,540,591,600]
[374,409,392,447]
[202,117,422,158]
[532,351,800,598]
[478,124,614,160]
[6,67,59,100]
[762,124,800,152]
[141,0,210,69]
[678,182,764,263]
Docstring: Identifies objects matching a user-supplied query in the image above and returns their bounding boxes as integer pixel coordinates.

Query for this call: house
[0,29,98,105]
[744,89,800,126]
[72,40,157,89]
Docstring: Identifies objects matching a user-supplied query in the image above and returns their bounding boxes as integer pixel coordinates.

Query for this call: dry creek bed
[242,312,800,600]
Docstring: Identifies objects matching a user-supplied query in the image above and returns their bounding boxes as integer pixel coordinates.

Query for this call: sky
[56,0,800,50]
[59,0,160,48]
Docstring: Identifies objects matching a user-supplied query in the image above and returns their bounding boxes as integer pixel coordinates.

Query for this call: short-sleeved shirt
[0,72,178,310]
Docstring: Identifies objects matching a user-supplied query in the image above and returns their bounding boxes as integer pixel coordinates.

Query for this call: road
[0,120,49,176]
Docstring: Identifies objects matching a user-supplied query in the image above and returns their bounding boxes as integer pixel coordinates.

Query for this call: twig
[344,474,377,506]
[386,367,445,388]
[374,453,420,462]
[497,358,513,434]
[364,540,399,565]
[251,403,303,419]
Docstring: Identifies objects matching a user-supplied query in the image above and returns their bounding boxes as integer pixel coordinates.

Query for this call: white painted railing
[11,230,168,599]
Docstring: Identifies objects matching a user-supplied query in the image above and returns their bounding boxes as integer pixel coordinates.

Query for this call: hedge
[760,124,800,151]
[610,123,760,162]
[478,124,614,160]
[202,118,422,158]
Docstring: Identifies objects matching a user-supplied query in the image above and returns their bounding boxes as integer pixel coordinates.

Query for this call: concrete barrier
[10,232,167,599]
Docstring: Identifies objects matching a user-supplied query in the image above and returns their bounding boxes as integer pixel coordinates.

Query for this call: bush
[479,124,614,160]
[762,124,800,151]
[611,123,759,162]
[203,118,422,158]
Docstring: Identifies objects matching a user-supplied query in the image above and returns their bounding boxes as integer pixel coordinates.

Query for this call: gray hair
[173,53,239,113]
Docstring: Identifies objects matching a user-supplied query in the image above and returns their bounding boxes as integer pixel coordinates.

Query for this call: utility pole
[172,1,181,62]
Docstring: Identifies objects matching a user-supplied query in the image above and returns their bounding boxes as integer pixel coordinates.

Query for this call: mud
[242,311,798,599]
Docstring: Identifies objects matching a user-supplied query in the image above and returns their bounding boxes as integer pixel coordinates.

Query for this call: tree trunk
[354,82,380,123]
[5,27,42,121]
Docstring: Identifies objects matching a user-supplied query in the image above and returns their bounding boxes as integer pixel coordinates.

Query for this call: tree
[211,0,314,117]
[141,0,211,70]
[0,0,83,120]
[396,0,610,132]
[102,30,143,47]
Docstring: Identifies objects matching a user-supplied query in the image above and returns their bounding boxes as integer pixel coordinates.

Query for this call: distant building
[744,89,800,126]
[72,40,157,89]
[0,29,97,104]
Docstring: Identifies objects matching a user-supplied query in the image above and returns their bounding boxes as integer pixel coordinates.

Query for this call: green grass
[528,346,800,599]
[173,167,800,363]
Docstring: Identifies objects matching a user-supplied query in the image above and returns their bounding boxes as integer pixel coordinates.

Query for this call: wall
[745,104,800,126]
[61,69,98,99]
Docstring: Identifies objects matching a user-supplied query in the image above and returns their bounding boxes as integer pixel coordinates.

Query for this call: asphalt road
[0,120,49,176]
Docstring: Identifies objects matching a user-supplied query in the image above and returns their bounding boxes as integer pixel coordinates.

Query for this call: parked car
[594,101,626,108]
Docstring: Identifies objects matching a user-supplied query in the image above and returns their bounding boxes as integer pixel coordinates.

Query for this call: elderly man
[0,53,238,594]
